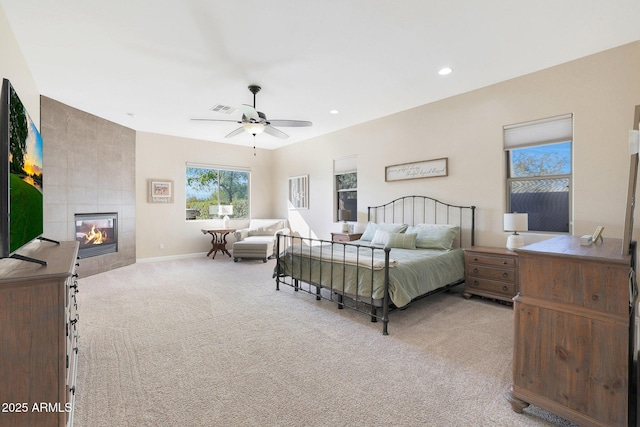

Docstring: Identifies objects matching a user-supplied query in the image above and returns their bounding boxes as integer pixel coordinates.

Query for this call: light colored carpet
[74,256,577,426]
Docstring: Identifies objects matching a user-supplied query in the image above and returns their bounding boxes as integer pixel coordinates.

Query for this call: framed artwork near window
[148,179,174,203]
[289,175,308,209]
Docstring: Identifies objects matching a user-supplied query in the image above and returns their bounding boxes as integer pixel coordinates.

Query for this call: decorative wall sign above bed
[385,157,448,182]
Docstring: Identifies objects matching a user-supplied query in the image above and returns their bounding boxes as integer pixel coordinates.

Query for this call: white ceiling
[2,0,640,150]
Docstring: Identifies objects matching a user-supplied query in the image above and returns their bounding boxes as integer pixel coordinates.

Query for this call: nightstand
[463,246,518,303]
[331,232,362,242]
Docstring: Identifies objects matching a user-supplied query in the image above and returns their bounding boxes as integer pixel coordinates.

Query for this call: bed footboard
[275,234,392,335]
[274,195,476,335]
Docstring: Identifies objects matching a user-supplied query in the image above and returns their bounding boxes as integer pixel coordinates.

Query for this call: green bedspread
[278,241,464,308]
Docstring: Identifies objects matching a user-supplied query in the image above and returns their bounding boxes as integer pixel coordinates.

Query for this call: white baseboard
[136,252,208,263]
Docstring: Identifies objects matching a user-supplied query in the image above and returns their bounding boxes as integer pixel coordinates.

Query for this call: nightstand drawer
[466,253,516,268]
[467,265,515,282]
[466,277,515,296]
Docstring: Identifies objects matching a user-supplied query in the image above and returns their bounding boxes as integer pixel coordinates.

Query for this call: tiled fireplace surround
[41,96,136,276]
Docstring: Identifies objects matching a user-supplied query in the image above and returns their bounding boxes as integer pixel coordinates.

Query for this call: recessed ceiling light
[438,67,453,76]
[329,109,339,115]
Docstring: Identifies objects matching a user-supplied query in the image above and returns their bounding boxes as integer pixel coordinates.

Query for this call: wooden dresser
[0,240,80,427]
[506,236,635,427]
[463,246,518,303]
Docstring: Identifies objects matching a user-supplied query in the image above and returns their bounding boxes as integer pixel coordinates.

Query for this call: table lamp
[504,213,528,250]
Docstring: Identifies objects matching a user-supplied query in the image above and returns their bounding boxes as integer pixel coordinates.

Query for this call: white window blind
[504,114,573,149]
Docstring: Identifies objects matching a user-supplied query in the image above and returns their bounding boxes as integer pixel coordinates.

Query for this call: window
[504,114,572,233]
[185,164,250,221]
[334,156,357,222]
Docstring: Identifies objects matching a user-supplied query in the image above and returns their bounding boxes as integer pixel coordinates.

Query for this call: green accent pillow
[360,222,408,241]
[385,232,417,249]
[407,224,460,250]
[371,230,417,249]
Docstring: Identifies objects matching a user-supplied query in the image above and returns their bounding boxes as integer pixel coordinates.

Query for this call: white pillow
[248,219,284,236]
[371,229,390,245]
[407,224,460,250]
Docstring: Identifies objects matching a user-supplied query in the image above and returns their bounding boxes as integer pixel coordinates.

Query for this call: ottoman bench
[232,240,274,263]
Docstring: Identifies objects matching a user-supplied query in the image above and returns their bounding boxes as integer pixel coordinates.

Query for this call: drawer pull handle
[474,257,479,262]
[502,261,508,265]
[503,285,508,291]
[503,272,508,278]
[473,268,479,274]
[473,280,479,285]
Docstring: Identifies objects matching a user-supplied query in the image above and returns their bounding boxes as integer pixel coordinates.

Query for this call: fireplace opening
[75,213,118,258]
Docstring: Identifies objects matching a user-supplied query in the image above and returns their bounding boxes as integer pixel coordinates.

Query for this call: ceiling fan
[192,85,312,139]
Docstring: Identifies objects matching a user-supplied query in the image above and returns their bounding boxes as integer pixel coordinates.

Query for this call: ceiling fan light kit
[242,122,265,135]
[193,85,312,139]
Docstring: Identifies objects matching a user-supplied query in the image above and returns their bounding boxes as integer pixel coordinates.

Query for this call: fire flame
[84,225,107,245]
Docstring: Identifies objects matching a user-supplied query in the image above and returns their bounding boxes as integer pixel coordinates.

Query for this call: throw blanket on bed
[286,243,398,270]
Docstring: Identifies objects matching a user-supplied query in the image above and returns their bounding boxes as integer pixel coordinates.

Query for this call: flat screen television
[0,78,45,263]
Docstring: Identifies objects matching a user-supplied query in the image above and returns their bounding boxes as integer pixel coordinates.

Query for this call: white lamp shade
[504,213,528,232]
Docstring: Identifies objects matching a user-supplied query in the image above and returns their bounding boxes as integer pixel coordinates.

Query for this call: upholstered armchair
[232,219,290,261]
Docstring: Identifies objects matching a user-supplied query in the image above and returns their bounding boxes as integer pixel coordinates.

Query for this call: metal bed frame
[274,195,476,335]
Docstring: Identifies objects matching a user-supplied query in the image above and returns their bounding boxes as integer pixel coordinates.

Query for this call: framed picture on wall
[289,175,308,209]
[148,179,174,203]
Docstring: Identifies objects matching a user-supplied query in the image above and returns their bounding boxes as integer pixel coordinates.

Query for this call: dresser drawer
[467,264,516,282]
[466,277,515,297]
[466,252,516,268]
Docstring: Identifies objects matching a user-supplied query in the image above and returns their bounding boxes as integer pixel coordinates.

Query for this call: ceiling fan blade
[241,104,260,122]
[268,120,312,127]
[263,125,289,139]
[225,127,246,138]
[191,118,241,123]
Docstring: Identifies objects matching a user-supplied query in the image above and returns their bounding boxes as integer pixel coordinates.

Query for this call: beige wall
[273,42,640,249]
[0,5,39,126]
[135,132,275,259]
